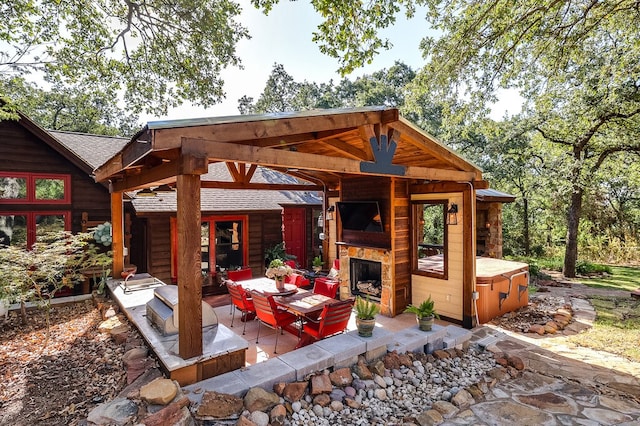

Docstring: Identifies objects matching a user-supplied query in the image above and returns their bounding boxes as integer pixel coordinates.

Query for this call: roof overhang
[95,107,484,192]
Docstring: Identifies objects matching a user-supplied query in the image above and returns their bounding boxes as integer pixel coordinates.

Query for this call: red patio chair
[226,281,255,335]
[227,267,252,282]
[299,299,354,346]
[250,290,299,353]
[226,268,252,314]
[313,277,340,298]
[285,272,311,288]
[284,260,297,269]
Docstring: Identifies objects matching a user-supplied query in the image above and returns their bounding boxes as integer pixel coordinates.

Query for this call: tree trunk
[563,185,584,278]
[523,197,530,256]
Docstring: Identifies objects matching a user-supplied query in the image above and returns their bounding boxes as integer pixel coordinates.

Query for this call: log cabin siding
[0,118,112,234]
[147,215,173,283]
[140,210,283,283]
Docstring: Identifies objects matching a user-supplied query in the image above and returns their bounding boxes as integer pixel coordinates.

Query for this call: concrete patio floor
[106,279,461,385]
[213,301,450,365]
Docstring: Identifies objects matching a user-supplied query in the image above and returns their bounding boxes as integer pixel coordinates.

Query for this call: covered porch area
[94,106,485,368]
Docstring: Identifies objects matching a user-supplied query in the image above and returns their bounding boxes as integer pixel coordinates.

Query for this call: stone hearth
[338,244,393,316]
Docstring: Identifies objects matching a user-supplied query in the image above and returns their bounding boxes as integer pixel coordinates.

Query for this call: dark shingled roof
[132,163,321,213]
[48,130,129,171]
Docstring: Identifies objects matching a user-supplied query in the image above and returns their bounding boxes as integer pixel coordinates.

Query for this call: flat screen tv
[336,201,384,232]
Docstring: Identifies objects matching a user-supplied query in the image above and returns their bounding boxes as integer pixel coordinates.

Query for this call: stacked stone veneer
[338,245,393,316]
[486,203,503,259]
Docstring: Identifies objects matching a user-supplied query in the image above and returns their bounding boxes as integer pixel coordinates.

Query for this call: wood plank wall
[144,210,283,283]
[0,120,112,233]
[147,215,173,283]
[392,178,411,315]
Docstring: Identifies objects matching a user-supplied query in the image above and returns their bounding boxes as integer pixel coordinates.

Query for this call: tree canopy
[1,0,249,116]
[1,77,139,136]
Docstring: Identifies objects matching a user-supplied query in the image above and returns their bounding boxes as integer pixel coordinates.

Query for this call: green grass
[567,295,640,362]
[580,265,640,292]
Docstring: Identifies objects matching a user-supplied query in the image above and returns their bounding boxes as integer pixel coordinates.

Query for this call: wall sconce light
[136,188,157,197]
[326,205,335,221]
[446,203,458,225]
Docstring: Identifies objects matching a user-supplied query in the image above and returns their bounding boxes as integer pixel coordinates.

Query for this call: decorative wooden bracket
[360,134,406,176]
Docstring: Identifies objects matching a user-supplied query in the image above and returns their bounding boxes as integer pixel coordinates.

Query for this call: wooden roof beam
[320,138,370,161]
[183,137,478,182]
[153,109,398,150]
[390,118,482,175]
[111,161,179,192]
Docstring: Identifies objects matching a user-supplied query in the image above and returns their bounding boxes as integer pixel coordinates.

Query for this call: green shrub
[576,261,612,275]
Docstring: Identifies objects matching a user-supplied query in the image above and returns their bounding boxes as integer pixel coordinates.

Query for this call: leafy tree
[1,77,140,136]
[1,0,249,117]
[240,61,418,114]
[239,63,342,114]
[382,0,640,276]
[0,231,111,346]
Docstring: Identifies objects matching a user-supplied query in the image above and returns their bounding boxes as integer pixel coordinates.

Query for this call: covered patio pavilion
[94,106,486,361]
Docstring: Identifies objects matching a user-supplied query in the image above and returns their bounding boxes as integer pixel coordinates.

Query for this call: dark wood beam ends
[200,181,323,191]
[177,174,203,359]
[121,137,154,171]
[182,138,477,181]
[94,153,124,182]
[180,153,208,175]
[111,161,179,192]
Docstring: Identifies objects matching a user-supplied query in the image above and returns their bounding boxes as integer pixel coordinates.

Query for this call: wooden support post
[111,192,124,277]
[177,173,203,359]
[462,184,476,328]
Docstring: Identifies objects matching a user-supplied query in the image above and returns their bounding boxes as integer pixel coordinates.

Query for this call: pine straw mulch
[0,300,129,426]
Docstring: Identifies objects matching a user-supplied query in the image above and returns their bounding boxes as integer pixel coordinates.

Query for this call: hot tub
[476,257,529,324]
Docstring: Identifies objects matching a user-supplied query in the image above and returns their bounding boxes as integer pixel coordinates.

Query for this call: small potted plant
[312,256,323,273]
[354,295,380,337]
[404,295,439,331]
[265,258,293,290]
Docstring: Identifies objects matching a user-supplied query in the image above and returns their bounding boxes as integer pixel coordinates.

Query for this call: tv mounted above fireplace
[336,201,384,232]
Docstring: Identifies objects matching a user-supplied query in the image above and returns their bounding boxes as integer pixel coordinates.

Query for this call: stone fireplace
[338,244,393,316]
[350,258,382,299]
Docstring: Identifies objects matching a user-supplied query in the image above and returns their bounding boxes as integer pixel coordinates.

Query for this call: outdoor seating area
[105,273,457,387]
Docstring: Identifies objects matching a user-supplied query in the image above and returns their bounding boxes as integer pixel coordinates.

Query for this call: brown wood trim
[111,192,124,276]
[410,200,449,281]
[411,182,471,193]
[410,180,489,194]
[112,161,179,192]
[177,173,203,358]
[462,183,475,328]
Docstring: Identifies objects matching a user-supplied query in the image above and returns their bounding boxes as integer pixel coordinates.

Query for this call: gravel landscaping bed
[0,300,130,426]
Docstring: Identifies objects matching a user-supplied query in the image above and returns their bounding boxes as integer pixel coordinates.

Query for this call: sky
[140,0,522,123]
